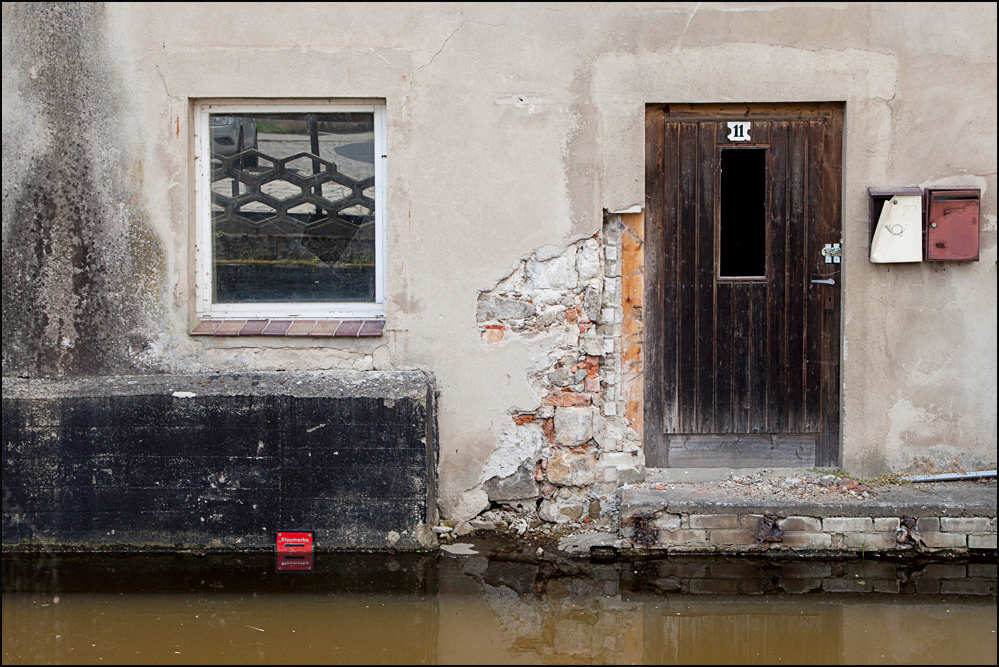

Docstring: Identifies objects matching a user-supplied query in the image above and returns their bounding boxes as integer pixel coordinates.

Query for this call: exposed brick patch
[513,413,536,426]
[545,392,592,407]
[542,418,555,444]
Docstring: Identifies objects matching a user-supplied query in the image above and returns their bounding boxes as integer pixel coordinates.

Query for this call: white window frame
[194,99,387,319]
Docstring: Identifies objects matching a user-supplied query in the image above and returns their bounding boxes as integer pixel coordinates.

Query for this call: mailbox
[868,187,923,263]
[924,188,981,261]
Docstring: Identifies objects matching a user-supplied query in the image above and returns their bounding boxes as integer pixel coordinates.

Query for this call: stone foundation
[620,488,997,554]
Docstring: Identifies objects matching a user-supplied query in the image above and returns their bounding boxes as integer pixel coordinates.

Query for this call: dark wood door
[645,104,843,468]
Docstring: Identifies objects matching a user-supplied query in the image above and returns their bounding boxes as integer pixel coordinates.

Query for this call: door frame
[644,102,844,468]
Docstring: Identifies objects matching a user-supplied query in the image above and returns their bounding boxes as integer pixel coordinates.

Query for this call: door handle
[810,279,835,285]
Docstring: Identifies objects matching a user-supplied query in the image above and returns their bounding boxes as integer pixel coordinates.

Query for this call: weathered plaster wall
[3,3,996,521]
[2,3,166,376]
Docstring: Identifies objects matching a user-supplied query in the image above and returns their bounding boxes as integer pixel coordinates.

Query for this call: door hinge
[822,243,842,264]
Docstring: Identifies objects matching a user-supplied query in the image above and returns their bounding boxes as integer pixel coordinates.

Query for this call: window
[195,100,386,320]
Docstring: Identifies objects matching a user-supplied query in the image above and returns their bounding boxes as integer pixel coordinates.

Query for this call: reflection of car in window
[210,116,258,167]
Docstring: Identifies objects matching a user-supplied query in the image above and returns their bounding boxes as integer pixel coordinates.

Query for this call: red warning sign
[276,531,314,553]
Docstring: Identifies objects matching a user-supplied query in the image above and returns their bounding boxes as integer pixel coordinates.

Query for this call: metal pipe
[898,470,996,483]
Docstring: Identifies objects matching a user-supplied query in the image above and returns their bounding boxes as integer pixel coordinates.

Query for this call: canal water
[3,550,995,664]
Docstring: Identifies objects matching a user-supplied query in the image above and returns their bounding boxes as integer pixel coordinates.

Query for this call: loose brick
[739,579,768,595]
[873,517,900,532]
[782,562,832,579]
[969,564,997,578]
[823,517,872,533]
[915,578,940,594]
[781,532,833,549]
[920,532,967,549]
[780,578,822,594]
[845,532,897,550]
[656,561,708,579]
[921,563,966,579]
[779,516,821,532]
[689,579,741,595]
[915,517,939,533]
[689,514,740,529]
[823,578,873,593]
[940,517,992,533]
[709,530,758,546]
[707,562,760,580]
[940,579,994,596]
[873,579,900,594]
[968,533,997,549]
[845,561,898,580]
[545,392,591,407]
[655,529,708,546]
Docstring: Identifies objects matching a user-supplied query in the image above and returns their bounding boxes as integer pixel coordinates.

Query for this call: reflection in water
[3,553,995,665]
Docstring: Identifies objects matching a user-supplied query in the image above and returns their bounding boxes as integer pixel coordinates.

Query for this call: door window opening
[719,148,767,278]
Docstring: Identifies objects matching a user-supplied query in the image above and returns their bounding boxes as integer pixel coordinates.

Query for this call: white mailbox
[869,191,923,263]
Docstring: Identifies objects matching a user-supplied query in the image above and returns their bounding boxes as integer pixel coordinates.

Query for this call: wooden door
[644,104,843,468]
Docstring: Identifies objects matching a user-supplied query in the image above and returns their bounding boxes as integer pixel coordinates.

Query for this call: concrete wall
[3,3,996,521]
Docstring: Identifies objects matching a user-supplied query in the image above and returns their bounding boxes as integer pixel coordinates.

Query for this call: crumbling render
[474,218,644,524]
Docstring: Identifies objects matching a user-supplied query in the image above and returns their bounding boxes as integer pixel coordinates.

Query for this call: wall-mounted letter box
[868,187,923,263]
[924,188,981,261]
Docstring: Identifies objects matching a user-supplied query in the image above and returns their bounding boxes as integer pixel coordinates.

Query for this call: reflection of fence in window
[210,113,376,303]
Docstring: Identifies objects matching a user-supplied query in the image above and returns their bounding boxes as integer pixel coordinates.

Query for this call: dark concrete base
[2,372,438,551]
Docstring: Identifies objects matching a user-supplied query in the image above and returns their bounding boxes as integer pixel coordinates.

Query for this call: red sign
[276,531,314,553]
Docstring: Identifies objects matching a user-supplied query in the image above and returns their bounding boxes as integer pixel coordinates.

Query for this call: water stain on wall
[2,3,165,377]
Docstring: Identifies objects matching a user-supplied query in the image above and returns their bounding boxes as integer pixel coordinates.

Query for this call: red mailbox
[925,188,981,261]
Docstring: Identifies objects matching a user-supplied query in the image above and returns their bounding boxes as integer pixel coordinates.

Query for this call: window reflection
[209,113,376,303]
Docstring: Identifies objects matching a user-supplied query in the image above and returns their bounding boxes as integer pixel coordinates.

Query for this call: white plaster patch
[481,421,546,482]
[171,391,196,398]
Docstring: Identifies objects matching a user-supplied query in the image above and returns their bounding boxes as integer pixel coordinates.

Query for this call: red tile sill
[191,319,384,338]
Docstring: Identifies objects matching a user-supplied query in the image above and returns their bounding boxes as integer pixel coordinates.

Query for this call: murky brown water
[3,552,995,664]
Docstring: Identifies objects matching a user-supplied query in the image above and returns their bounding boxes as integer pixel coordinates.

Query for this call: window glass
[209,112,376,303]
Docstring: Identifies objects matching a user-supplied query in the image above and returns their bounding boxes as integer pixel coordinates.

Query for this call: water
[3,551,995,664]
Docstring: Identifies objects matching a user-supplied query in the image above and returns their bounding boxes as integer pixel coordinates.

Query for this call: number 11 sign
[727,121,751,142]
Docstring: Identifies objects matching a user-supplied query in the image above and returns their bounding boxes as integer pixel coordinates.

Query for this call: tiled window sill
[191,319,385,338]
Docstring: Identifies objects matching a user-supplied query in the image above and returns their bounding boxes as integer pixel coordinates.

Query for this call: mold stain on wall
[2,3,165,378]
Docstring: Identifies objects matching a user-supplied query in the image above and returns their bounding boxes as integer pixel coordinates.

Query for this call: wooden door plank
[668,433,816,468]
[644,107,667,465]
[767,122,789,433]
[748,282,769,433]
[752,120,771,146]
[660,121,681,436]
[785,121,807,432]
[677,122,699,433]
[804,120,826,433]
[714,282,734,433]
[695,122,717,432]
[732,283,751,433]
[817,111,844,467]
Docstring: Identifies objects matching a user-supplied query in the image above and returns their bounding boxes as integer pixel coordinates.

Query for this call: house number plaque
[727,121,751,142]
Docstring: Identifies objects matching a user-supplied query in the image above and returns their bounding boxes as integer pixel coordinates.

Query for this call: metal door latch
[822,243,841,264]
[811,278,835,285]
